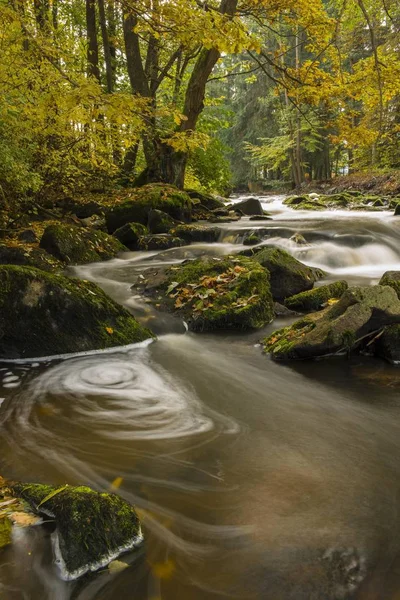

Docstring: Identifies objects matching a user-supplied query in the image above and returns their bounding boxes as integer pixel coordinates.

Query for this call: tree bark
[98,0,113,92]
[86,0,101,82]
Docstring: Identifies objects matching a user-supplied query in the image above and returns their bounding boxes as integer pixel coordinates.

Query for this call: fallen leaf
[9,512,41,527]
[105,327,114,335]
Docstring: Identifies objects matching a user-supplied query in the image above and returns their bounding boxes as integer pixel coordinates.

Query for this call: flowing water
[2,196,400,599]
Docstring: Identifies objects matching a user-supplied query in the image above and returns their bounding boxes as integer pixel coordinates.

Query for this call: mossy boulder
[137,234,186,251]
[284,192,389,212]
[379,271,400,299]
[170,224,221,243]
[243,232,262,246]
[40,224,126,265]
[284,281,348,313]
[105,184,192,232]
[0,265,154,358]
[374,324,400,364]
[0,243,62,272]
[143,255,274,332]
[263,285,400,360]
[252,247,324,301]
[147,209,176,234]
[233,197,264,216]
[10,482,142,580]
[113,222,148,249]
[185,189,225,210]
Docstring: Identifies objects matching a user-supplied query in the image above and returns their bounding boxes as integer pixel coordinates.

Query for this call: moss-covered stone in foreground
[0,265,154,358]
[284,281,348,312]
[158,255,274,331]
[379,271,400,299]
[263,285,400,360]
[105,184,192,232]
[10,482,142,580]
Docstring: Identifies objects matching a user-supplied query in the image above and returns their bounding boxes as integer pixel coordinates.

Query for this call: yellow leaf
[151,558,176,580]
[110,476,123,490]
[106,327,114,335]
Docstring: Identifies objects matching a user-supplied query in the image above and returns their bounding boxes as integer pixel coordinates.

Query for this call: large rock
[137,234,186,251]
[138,255,274,332]
[284,281,348,312]
[0,243,62,272]
[233,197,264,216]
[252,247,324,301]
[170,224,221,243]
[147,209,176,234]
[10,482,142,580]
[0,265,154,358]
[284,193,389,212]
[379,271,400,299]
[105,184,192,232]
[40,224,126,265]
[185,189,225,210]
[113,222,148,249]
[374,324,400,363]
[263,285,400,360]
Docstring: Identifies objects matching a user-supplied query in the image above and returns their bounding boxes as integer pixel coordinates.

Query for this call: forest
[2,1,400,599]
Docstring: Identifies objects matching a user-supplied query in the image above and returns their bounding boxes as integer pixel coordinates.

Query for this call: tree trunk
[86,0,100,82]
[98,0,113,92]
[144,0,238,188]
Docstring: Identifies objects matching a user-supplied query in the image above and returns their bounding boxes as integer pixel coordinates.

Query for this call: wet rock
[17,229,37,243]
[209,215,240,223]
[63,199,104,219]
[0,265,154,358]
[374,324,400,364]
[233,197,264,216]
[10,482,142,580]
[185,189,226,210]
[392,200,400,214]
[243,232,262,246]
[105,184,192,232]
[79,215,106,230]
[252,247,324,301]
[147,209,177,234]
[284,281,348,313]
[113,222,148,249]
[137,234,186,251]
[142,255,274,332]
[40,224,126,265]
[0,243,62,272]
[274,302,299,317]
[170,224,221,243]
[290,232,308,245]
[379,271,400,299]
[263,285,400,360]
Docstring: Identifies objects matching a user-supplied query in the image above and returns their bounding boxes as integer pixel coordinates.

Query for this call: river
[1,195,400,599]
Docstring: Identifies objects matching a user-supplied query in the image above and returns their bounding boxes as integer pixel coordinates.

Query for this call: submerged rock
[10,482,142,580]
[264,285,400,360]
[284,281,348,313]
[252,247,324,301]
[170,224,221,243]
[243,232,262,246]
[140,255,274,331]
[0,265,154,358]
[290,233,308,245]
[105,184,192,232]
[113,222,148,249]
[137,234,185,251]
[40,224,126,265]
[233,197,264,216]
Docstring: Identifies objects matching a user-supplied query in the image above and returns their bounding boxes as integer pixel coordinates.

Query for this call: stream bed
[2,196,400,599]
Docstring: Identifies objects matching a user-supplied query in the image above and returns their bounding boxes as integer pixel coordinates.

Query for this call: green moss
[106,184,192,232]
[170,224,221,243]
[40,224,126,265]
[0,516,12,549]
[160,255,274,331]
[252,247,324,301]
[0,243,63,272]
[284,281,348,312]
[137,234,185,251]
[243,233,262,246]
[0,265,154,358]
[379,271,400,299]
[113,222,148,249]
[11,482,142,579]
[147,209,176,234]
